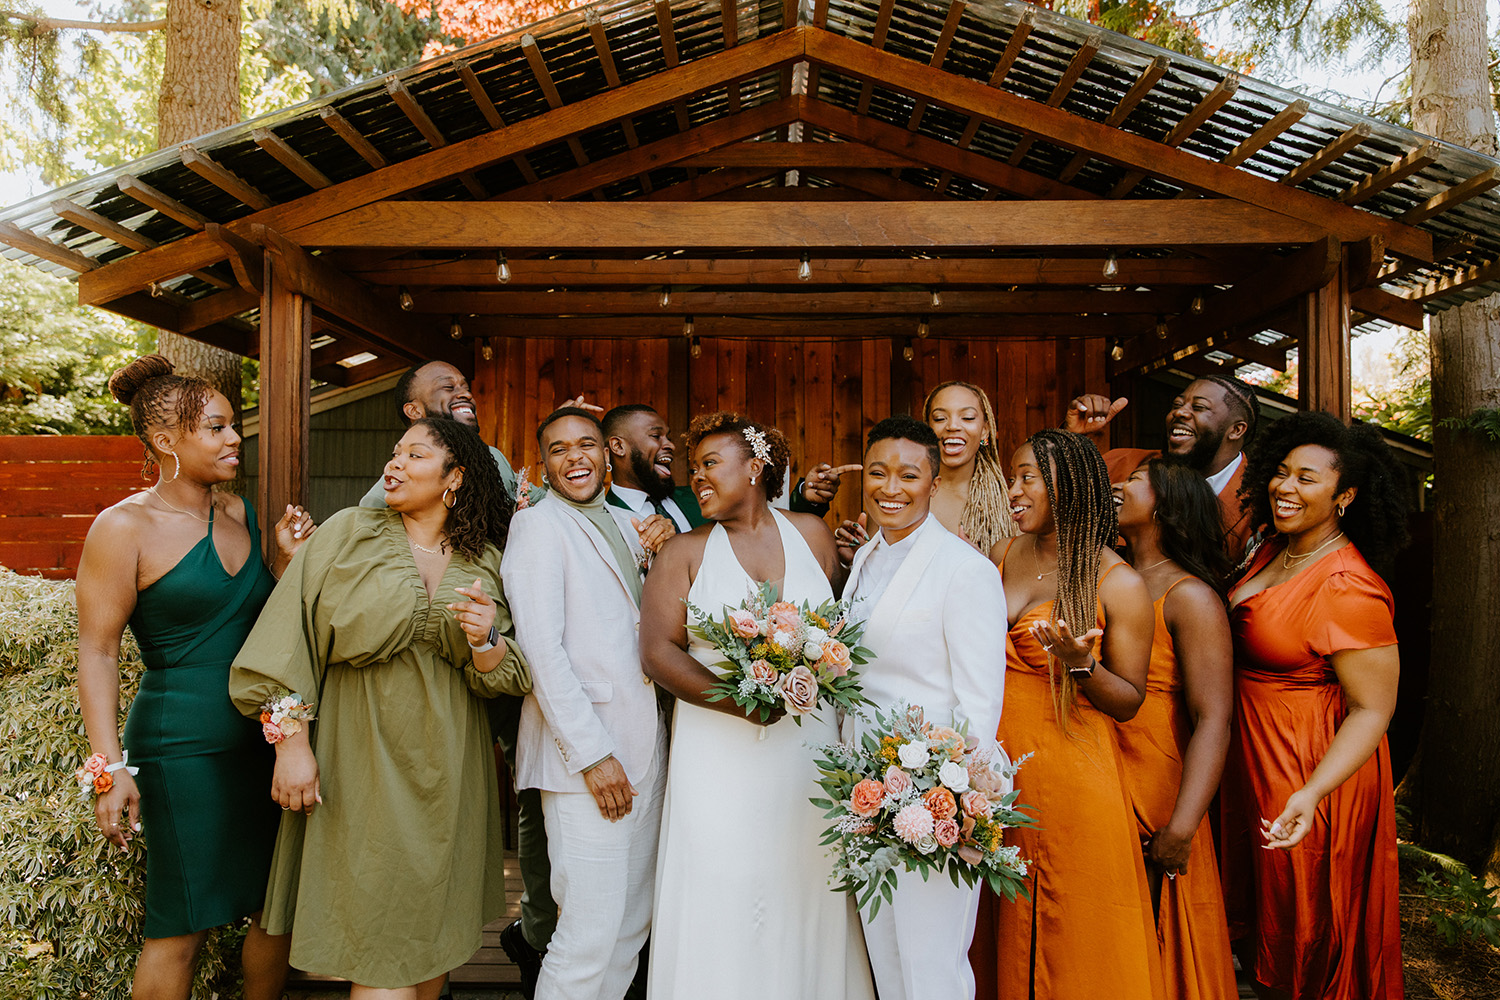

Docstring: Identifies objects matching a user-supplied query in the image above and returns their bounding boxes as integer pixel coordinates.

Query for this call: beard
[1165,425,1226,472]
[629,446,675,503]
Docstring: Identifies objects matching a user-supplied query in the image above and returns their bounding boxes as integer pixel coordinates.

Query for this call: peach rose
[768,601,802,633]
[816,640,853,678]
[961,790,993,819]
[778,665,819,716]
[850,778,886,817]
[727,609,760,638]
[279,717,303,739]
[262,721,284,744]
[883,765,912,798]
[934,817,960,848]
[749,659,778,687]
[922,787,958,821]
[93,772,113,794]
[925,725,966,760]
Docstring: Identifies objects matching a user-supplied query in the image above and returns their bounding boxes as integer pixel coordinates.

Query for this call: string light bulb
[930,290,942,308]
[798,252,812,282]
[1155,316,1169,340]
[496,251,512,284]
[683,315,695,338]
[1102,252,1119,279]
[398,287,414,311]
[902,338,915,362]
[449,316,463,340]
[1110,340,1125,361]
[917,316,930,339]
[480,339,494,362]
[659,287,671,308]
[1190,294,1205,315]
[689,335,702,359]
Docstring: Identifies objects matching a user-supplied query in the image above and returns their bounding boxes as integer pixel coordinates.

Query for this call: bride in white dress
[640,413,874,1000]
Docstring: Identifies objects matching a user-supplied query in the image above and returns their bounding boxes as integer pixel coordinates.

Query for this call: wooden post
[1299,251,1352,420]
[258,254,312,561]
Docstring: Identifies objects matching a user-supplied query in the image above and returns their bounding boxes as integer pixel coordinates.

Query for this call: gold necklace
[1136,557,1172,573]
[1282,532,1344,570]
[409,536,448,555]
[148,486,213,523]
[1033,539,1057,581]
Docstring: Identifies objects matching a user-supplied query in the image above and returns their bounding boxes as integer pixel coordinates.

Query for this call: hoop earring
[163,452,180,484]
[1336,502,1348,517]
[443,487,457,510]
[606,461,613,473]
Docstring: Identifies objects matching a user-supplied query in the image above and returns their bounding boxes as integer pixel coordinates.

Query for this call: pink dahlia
[892,801,935,845]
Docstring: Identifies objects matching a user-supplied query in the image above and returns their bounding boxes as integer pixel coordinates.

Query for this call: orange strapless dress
[1114,580,1237,1000]
[970,561,1164,1000]
[1222,543,1402,999]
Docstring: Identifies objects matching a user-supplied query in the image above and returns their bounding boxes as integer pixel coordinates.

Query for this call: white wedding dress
[649,510,875,999]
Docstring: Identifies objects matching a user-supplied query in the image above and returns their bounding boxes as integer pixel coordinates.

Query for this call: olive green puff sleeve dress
[229,506,530,988]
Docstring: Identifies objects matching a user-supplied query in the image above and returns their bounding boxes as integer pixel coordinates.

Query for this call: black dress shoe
[499,918,545,999]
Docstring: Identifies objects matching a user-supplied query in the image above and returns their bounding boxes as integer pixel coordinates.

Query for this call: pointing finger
[829,463,864,477]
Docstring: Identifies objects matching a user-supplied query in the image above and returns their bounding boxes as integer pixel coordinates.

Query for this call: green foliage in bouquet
[0,570,245,999]
[812,704,1036,919]
[686,581,872,725]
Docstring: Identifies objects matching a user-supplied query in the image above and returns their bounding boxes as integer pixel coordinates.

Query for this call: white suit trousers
[534,744,666,1000]
[859,867,982,1000]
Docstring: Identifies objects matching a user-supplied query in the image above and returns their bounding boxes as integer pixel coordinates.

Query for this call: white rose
[897,740,931,770]
[915,833,939,855]
[772,629,794,649]
[803,640,826,662]
[806,625,829,646]
[939,760,971,793]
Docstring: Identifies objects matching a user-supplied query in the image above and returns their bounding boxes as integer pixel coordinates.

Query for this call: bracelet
[260,689,316,744]
[470,625,500,653]
[1066,657,1097,680]
[75,750,138,798]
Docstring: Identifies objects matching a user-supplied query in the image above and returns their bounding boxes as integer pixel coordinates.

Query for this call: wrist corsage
[75,751,139,798]
[260,689,316,745]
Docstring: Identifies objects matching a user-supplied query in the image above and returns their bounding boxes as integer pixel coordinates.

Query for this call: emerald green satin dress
[121,496,281,937]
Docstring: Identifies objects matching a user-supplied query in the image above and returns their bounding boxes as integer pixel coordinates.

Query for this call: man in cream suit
[840,415,1008,1000]
[502,406,665,1000]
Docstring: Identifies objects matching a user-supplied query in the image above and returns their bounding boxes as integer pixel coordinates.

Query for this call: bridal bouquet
[686,581,872,725]
[812,704,1035,917]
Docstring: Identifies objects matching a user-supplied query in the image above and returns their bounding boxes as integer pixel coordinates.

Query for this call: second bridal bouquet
[812,704,1035,917]
[686,582,872,725]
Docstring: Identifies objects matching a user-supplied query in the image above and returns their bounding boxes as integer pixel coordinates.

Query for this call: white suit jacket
[844,515,1008,748]
[501,494,660,793]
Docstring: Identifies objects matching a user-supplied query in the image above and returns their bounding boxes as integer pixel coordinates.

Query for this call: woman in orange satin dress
[1115,457,1238,1000]
[969,428,1160,1000]
[1221,412,1407,1000]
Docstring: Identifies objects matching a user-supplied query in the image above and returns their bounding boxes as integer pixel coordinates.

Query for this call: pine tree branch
[0,11,167,34]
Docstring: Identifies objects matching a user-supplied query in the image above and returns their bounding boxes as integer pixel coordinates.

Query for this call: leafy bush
[1399,841,1500,949]
[0,569,245,998]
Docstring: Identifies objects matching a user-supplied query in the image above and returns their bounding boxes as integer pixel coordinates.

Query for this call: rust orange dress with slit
[1221,542,1403,1000]
[1114,579,1238,1000]
[970,551,1164,1000]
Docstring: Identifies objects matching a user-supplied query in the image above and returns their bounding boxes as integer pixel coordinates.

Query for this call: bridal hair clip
[75,751,139,798]
[742,426,772,464]
[259,688,316,744]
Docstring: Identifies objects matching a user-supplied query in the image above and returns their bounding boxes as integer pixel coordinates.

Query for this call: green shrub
[1399,841,1500,949]
[0,569,246,998]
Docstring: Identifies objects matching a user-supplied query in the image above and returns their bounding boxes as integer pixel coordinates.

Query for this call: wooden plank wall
[474,336,1106,528]
[0,436,148,579]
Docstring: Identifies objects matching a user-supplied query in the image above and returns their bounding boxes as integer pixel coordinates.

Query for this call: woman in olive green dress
[230,416,530,999]
[76,354,313,1000]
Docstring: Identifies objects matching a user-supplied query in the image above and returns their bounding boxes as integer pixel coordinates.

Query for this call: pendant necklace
[1282,531,1343,570]
[410,537,448,555]
[1034,540,1057,581]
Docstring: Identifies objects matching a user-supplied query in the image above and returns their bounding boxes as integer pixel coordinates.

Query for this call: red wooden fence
[0,436,147,579]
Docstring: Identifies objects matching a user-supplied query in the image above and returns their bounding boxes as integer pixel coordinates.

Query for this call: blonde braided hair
[922,380,1019,554]
[1027,428,1117,732]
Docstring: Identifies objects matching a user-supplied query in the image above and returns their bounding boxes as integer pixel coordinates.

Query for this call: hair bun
[108,354,176,405]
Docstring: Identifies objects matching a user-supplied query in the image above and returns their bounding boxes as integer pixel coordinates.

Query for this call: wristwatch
[470,625,499,653]
[1066,657,1096,680]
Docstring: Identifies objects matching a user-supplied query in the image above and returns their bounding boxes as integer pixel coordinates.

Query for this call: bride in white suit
[640,411,874,1000]
[838,415,1008,1000]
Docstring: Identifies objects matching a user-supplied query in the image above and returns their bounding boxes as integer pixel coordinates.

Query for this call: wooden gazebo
[3,0,1498,536]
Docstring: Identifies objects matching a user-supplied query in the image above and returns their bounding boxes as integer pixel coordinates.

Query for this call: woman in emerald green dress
[230,416,530,1000]
[76,354,314,1000]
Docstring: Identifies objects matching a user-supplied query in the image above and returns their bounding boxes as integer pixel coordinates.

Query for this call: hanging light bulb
[689,335,702,359]
[930,290,942,308]
[683,315,695,338]
[496,251,512,284]
[917,316,930,339]
[1110,340,1125,361]
[1155,316,1169,340]
[798,252,812,282]
[449,316,463,340]
[399,287,415,311]
[902,338,915,362]
[1190,294,1205,315]
[480,339,494,362]
[1102,252,1119,279]
[659,286,671,308]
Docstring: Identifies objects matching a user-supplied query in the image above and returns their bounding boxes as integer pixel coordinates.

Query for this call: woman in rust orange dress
[1115,457,1238,1000]
[970,428,1160,1000]
[1222,411,1408,1000]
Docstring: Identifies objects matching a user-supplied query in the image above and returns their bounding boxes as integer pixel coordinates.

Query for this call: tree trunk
[1407,0,1500,874]
[154,0,245,485]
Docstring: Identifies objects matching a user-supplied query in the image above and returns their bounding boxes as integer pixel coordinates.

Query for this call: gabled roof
[1,0,1494,378]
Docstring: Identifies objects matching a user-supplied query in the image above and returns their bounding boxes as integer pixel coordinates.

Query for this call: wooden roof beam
[455,313,1137,339]
[906,0,967,131]
[180,144,273,210]
[677,140,922,169]
[385,75,488,198]
[639,168,782,201]
[1396,167,1500,225]
[1281,123,1371,187]
[934,6,1034,194]
[1340,140,1438,204]
[52,198,230,289]
[1111,73,1240,197]
[807,167,947,200]
[318,107,388,169]
[1220,100,1309,168]
[655,0,693,132]
[294,200,1327,251]
[352,255,1240,287]
[0,219,99,271]
[116,174,210,231]
[585,9,650,192]
[1401,253,1500,303]
[855,0,897,116]
[522,34,591,169]
[803,30,1431,259]
[180,286,260,332]
[1058,56,1168,183]
[1221,335,1291,370]
[454,59,539,184]
[720,0,742,111]
[1009,32,1101,167]
[77,29,807,306]
[99,289,256,355]
[251,128,332,190]
[1349,286,1423,328]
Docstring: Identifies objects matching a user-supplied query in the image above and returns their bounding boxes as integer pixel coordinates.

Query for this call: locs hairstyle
[922,380,1019,553]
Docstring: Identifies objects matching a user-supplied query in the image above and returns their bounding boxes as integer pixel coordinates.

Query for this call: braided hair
[1196,374,1260,442]
[107,354,213,479]
[1027,428,1118,731]
[922,380,1019,553]
[685,411,791,502]
[410,417,512,560]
